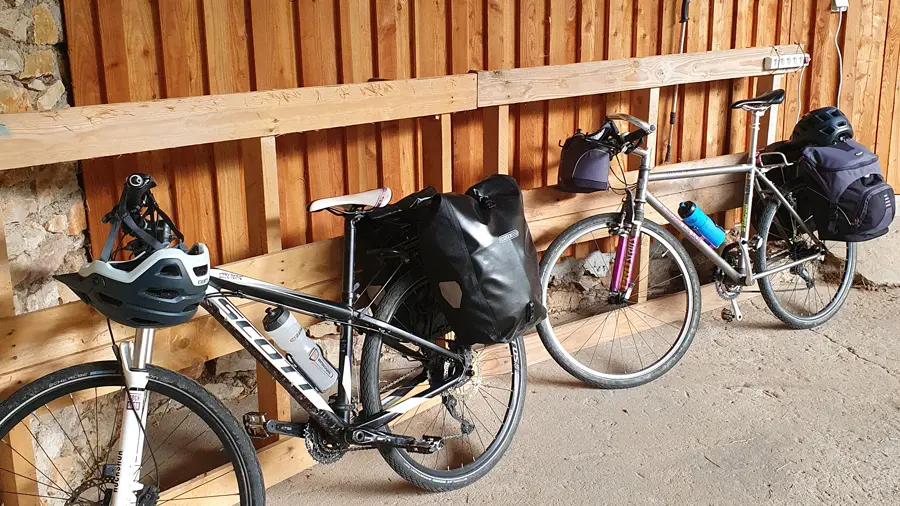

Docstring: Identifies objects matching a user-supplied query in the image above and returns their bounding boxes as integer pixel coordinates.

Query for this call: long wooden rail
[0,45,800,501]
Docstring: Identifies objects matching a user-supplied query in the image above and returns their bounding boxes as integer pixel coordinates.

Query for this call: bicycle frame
[202,215,465,435]
[613,108,826,293]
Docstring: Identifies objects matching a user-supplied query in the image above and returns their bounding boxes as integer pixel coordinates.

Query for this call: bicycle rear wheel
[537,214,702,389]
[0,361,264,505]
[360,272,526,492]
[756,196,857,329]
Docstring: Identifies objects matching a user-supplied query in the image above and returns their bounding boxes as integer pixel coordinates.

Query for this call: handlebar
[607,113,656,136]
[681,0,691,22]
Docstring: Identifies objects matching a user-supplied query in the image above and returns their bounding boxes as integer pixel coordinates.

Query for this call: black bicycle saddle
[730,89,786,109]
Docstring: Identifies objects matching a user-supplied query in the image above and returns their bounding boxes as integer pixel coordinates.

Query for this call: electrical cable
[834,10,844,108]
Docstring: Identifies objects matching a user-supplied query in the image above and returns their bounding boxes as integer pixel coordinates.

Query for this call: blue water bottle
[678,201,726,248]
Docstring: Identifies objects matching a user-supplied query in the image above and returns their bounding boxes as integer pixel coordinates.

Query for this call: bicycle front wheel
[537,214,702,389]
[0,361,264,505]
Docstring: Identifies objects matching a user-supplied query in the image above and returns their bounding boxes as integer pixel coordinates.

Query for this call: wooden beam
[242,136,282,256]
[0,75,478,172]
[0,239,343,398]
[483,105,510,175]
[477,45,805,107]
[420,114,453,192]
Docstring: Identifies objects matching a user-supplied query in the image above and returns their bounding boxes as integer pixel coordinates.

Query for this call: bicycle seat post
[335,213,361,422]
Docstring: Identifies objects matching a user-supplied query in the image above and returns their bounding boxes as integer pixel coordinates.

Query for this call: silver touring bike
[538,89,856,389]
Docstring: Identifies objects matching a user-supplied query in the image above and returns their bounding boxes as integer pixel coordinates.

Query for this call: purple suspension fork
[611,231,641,293]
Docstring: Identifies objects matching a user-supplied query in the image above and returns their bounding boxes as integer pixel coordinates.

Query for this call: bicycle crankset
[306,423,348,464]
[714,243,744,322]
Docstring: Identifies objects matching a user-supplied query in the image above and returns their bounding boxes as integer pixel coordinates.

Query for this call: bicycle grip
[681,0,691,22]
[123,173,156,210]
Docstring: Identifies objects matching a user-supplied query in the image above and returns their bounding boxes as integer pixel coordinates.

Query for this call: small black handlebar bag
[557,133,612,193]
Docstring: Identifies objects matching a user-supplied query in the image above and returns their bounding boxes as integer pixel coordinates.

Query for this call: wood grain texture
[203,0,253,263]
[158,0,221,264]
[59,0,900,267]
[0,422,39,506]
[729,0,755,153]
[877,0,900,186]
[0,211,13,318]
[0,75,478,173]
[546,0,577,184]
[477,45,805,107]
[705,0,735,158]
[515,0,547,189]
[679,0,710,162]
[249,0,307,248]
[299,0,345,241]
[242,136,283,256]
[339,0,380,195]
[449,0,485,191]
[420,114,453,191]
[373,0,418,198]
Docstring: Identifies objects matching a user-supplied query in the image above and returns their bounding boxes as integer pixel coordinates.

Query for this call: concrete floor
[268,287,900,505]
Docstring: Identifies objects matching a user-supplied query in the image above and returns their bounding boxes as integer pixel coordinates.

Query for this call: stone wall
[0,0,88,313]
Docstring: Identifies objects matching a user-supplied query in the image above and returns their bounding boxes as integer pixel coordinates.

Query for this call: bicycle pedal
[243,412,271,439]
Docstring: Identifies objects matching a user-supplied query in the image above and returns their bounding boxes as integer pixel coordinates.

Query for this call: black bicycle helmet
[791,107,854,146]
[56,174,210,328]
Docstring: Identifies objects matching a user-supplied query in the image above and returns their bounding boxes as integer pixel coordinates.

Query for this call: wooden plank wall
[64,0,900,262]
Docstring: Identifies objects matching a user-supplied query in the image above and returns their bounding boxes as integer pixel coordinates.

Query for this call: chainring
[714,243,743,300]
[304,423,347,464]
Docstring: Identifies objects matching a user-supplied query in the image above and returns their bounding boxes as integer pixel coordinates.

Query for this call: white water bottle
[262,306,338,392]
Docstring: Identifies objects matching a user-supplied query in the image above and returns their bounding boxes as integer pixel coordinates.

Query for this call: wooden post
[757,74,784,147]
[420,114,453,192]
[242,136,282,256]
[483,105,510,176]
[0,422,39,505]
[0,210,37,503]
[0,210,14,318]
[242,136,291,447]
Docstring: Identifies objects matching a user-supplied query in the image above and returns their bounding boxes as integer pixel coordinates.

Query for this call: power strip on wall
[764,53,811,71]
[832,0,849,12]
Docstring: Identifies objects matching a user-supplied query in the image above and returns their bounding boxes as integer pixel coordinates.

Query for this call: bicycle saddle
[730,89,785,109]
[309,187,392,212]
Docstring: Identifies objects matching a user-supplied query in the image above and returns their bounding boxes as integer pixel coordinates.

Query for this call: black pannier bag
[799,140,895,242]
[557,132,612,193]
[355,187,436,292]
[417,175,546,345]
[756,140,815,240]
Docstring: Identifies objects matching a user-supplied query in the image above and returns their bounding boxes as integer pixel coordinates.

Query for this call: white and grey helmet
[56,173,210,328]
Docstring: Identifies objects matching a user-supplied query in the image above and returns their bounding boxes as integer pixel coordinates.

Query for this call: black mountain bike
[0,176,525,504]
